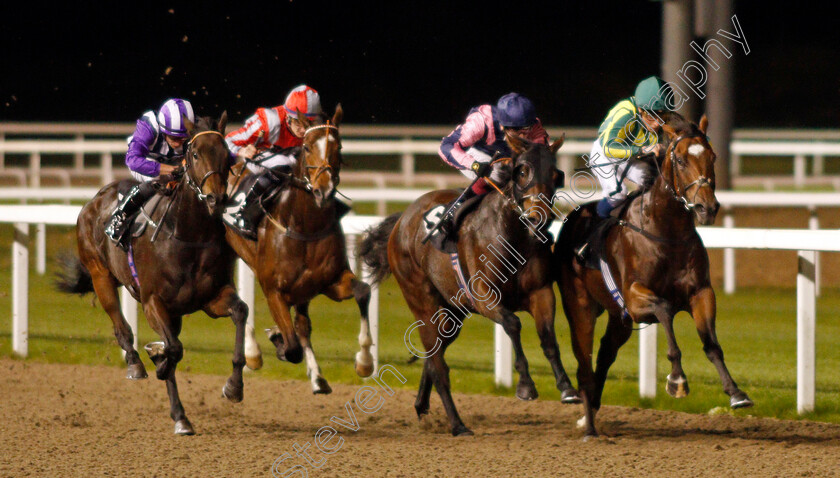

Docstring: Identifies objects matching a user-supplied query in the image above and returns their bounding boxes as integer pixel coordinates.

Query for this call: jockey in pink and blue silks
[105,98,195,250]
[436,92,549,237]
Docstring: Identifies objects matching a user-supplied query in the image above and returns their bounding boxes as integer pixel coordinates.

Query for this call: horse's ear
[331,103,343,127]
[550,133,565,154]
[184,115,197,137]
[296,109,311,129]
[698,114,709,135]
[218,111,228,135]
[506,132,527,155]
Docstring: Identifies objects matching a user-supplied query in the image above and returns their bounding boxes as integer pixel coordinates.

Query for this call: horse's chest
[267,239,344,293]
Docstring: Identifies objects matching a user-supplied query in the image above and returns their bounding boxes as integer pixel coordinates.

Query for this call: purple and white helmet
[156,98,195,138]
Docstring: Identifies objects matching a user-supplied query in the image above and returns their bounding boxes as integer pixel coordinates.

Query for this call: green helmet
[634,76,669,112]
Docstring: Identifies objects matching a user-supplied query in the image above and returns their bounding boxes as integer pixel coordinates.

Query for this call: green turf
[0,223,838,424]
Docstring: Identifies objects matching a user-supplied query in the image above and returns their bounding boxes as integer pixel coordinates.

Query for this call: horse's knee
[166,343,184,363]
[231,300,249,324]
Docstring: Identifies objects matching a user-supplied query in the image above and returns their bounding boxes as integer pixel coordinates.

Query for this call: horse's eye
[303,144,310,153]
[192,152,198,160]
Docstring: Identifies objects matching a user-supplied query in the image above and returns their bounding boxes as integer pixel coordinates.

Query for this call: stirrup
[575,242,589,264]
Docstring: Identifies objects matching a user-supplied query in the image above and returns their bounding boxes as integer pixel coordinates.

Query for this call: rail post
[12,223,29,357]
[796,250,816,414]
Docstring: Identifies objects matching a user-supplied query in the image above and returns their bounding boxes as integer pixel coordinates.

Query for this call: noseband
[183,130,225,202]
[659,135,713,211]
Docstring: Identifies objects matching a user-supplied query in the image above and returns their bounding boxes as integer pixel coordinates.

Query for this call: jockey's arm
[225,112,265,159]
[598,108,639,161]
[126,120,168,178]
[439,111,488,169]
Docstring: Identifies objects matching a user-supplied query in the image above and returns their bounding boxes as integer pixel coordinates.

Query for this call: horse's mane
[659,111,702,138]
[194,115,217,132]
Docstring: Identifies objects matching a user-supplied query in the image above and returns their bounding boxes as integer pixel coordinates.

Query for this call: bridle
[656,134,713,211]
[299,123,340,194]
[182,130,226,203]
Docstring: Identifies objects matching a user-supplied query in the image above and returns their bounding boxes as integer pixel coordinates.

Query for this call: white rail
[1,134,839,189]
[0,206,830,415]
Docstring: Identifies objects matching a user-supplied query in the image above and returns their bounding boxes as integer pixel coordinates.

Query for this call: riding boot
[576,198,620,265]
[437,187,480,240]
[231,170,287,240]
[105,182,157,251]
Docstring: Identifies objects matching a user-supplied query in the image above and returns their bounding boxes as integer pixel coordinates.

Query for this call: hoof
[222,380,244,403]
[666,374,690,398]
[560,388,582,404]
[144,341,165,360]
[415,406,430,419]
[174,419,195,436]
[582,433,599,442]
[312,377,332,395]
[355,352,374,377]
[451,424,474,437]
[125,363,148,380]
[245,354,263,371]
[516,382,538,401]
[265,327,283,345]
[576,415,587,429]
[730,392,754,409]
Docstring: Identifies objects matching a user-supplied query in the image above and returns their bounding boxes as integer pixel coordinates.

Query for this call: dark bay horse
[56,114,249,435]
[360,136,579,436]
[554,114,753,439]
[225,104,375,394]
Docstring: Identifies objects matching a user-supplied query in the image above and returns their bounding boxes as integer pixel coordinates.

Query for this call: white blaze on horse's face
[687,144,706,157]
[307,132,337,207]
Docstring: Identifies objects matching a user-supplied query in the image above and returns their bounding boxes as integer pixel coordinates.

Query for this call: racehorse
[56,113,249,435]
[360,136,579,436]
[554,113,753,439]
[225,104,375,394]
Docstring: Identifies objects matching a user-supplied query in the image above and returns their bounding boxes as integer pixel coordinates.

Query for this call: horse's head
[295,104,344,208]
[505,133,566,232]
[660,114,719,225]
[184,112,230,217]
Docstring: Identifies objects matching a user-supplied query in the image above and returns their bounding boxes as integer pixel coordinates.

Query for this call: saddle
[424,192,486,253]
[114,181,167,241]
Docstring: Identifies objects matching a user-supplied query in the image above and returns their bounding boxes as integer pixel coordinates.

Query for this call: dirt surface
[1,359,839,478]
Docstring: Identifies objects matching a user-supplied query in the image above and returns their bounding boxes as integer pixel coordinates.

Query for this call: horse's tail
[54,251,94,296]
[359,212,401,286]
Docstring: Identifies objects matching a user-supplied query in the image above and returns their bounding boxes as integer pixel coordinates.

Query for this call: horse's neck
[629,177,695,238]
[169,184,217,240]
[275,186,334,232]
[479,193,532,245]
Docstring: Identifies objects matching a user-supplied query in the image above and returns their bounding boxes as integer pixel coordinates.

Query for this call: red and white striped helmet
[283,85,322,120]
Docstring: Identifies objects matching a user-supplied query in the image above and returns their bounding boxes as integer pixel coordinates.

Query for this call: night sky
[1,2,836,128]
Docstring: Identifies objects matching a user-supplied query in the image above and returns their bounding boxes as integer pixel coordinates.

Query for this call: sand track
[1,359,839,477]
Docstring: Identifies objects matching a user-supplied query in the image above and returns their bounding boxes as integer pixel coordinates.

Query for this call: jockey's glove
[471,161,492,178]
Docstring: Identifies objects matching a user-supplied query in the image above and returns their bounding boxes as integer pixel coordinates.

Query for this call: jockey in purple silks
[435,92,550,239]
[104,98,195,250]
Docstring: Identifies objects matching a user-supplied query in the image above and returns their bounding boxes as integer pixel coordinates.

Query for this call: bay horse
[56,113,249,435]
[225,104,375,394]
[360,136,579,436]
[554,114,753,439]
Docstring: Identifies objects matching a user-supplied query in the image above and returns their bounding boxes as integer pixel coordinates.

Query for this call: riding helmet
[284,85,323,120]
[496,93,536,128]
[157,98,195,138]
[634,76,670,112]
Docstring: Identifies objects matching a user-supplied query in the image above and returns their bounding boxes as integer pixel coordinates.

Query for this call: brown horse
[56,113,249,435]
[225,104,375,393]
[554,114,753,439]
[360,136,579,436]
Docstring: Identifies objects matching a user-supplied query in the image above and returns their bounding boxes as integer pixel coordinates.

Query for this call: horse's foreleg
[627,283,688,398]
[264,291,303,364]
[324,270,374,378]
[143,297,192,435]
[203,285,249,403]
[690,287,753,408]
[491,309,537,401]
[293,303,331,394]
[244,322,263,371]
[414,358,435,418]
[87,261,147,379]
[528,287,580,404]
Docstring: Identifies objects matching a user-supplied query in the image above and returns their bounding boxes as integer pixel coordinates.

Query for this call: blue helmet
[157,98,195,138]
[496,93,536,128]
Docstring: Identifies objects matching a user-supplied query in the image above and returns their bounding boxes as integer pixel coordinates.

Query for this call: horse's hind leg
[203,285,249,403]
[244,321,263,371]
[592,312,633,410]
[143,296,192,435]
[293,302,331,395]
[691,287,753,408]
[529,287,580,404]
[86,260,147,379]
[324,270,374,378]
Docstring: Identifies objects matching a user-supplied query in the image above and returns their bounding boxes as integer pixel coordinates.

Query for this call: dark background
[0,1,835,128]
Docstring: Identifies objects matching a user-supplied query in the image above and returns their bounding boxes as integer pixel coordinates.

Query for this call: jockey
[105,98,195,250]
[435,92,549,238]
[225,84,322,240]
[589,75,670,218]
